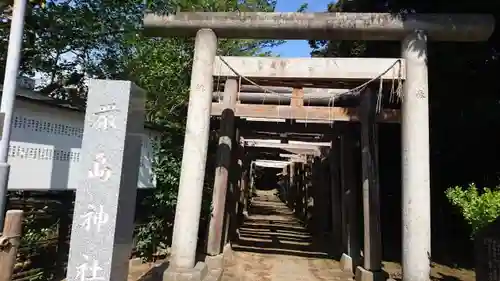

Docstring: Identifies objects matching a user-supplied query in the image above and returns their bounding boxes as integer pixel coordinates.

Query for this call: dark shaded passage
[234,190,329,259]
[222,189,353,281]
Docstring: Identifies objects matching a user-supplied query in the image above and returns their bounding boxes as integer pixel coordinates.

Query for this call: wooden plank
[213,90,343,105]
[244,142,324,158]
[247,146,321,156]
[254,160,291,168]
[211,103,400,123]
[279,154,307,162]
[236,120,337,135]
[213,56,405,81]
[243,139,331,147]
[207,79,238,255]
[241,132,330,142]
[236,85,348,94]
[244,141,327,149]
[283,148,321,156]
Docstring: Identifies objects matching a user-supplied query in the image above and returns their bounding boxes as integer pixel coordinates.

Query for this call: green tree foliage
[308,2,367,58]
[122,0,283,257]
[446,184,500,236]
[0,0,285,259]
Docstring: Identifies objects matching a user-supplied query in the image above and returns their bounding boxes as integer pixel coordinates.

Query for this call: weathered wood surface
[207,78,238,256]
[244,141,327,151]
[359,89,382,271]
[143,12,494,42]
[253,159,291,168]
[243,139,331,146]
[213,89,346,105]
[211,103,401,123]
[213,56,405,82]
[0,210,23,281]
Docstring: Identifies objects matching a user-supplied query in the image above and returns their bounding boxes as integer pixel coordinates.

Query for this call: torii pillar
[401,30,431,281]
[143,12,494,281]
[164,28,217,281]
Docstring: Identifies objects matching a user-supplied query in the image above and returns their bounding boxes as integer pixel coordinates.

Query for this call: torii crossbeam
[144,12,494,41]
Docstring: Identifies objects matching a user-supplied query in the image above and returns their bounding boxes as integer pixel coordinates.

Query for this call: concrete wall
[6,97,160,190]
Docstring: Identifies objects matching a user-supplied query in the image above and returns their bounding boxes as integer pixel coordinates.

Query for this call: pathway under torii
[142,11,494,281]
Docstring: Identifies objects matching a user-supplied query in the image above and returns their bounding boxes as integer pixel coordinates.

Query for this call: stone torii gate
[143,12,494,281]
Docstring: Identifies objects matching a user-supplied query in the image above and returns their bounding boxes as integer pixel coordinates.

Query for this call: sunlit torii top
[143,12,494,42]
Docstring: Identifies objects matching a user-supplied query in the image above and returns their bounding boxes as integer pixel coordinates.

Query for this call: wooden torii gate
[207,57,403,281]
[143,12,494,281]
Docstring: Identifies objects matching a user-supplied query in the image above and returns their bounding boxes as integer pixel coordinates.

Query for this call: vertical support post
[355,89,384,281]
[286,164,291,205]
[0,210,23,281]
[207,79,238,256]
[300,163,307,219]
[305,162,311,220]
[305,161,309,215]
[223,128,240,248]
[289,162,295,210]
[228,136,244,240]
[296,163,304,219]
[311,157,320,233]
[305,159,313,223]
[339,127,361,274]
[401,30,431,281]
[281,165,288,202]
[66,80,145,281]
[168,29,217,271]
[288,88,303,211]
[290,88,303,213]
[238,154,248,220]
[236,139,245,217]
[321,159,331,235]
[329,138,342,257]
[243,164,251,217]
[249,162,255,199]
[0,0,27,228]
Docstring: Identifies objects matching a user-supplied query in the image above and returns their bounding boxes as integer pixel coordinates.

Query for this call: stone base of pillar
[355,266,386,281]
[197,243,233,281]
[205,255,223,271]
[222,243,234,262]
[163,262,208,281]
[203,256,224,281]
[340,253,354,273]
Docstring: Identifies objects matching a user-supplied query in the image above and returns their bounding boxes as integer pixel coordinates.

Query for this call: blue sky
[272,0,332,57]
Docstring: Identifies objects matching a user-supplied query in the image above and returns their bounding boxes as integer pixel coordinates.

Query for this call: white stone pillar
[170,28,217,269]
[401,30,431,281]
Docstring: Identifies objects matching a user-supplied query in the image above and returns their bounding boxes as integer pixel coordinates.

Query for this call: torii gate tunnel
[143,12,495,281]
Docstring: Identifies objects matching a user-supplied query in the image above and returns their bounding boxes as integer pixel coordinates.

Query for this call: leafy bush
[445,183,500,236]
[133,133,182,259]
